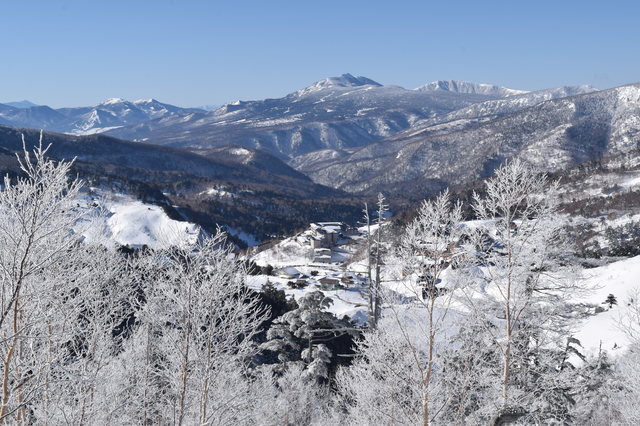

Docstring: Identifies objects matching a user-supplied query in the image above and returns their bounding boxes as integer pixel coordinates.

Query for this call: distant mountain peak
[295,73,382,96]
[133,98,158,104]
[5,100,40,109]
[100,97,127,105]
[415,80,528,97]
[316,73,381,88]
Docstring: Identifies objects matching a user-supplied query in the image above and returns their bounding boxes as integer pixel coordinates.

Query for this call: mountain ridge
[295,82,640,196]
[415,80,528,97]
[0,99,205,135]
[105,74,513,159]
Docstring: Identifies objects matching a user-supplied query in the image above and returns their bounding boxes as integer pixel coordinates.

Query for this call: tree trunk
[0,293,21,422]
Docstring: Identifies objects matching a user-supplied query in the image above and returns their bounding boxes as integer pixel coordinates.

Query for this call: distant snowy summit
[308,73,382,90]
[4,100,40,109]
[293,73,383,97]
[415,80,528,97]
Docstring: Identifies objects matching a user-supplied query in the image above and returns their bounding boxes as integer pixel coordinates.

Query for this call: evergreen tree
[260,291,357,382]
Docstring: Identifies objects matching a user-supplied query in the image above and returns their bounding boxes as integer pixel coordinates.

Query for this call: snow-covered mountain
[0,105,72,132]
[295,83,638,195]
[105,74,514,159]
[4,100,40,109]
[414,80,528,97]
[4,75,633,204]
[57,98,205,134]
[0,125,363,243]
[0,99,204,135]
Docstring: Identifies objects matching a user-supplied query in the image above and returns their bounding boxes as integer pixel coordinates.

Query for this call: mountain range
[0,125,366,244]
[2,74,639,203]
[105,74,518,159]
[0,98,204,135]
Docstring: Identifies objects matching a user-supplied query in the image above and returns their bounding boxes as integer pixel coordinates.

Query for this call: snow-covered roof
[310,222,344,234]
[279,266,302,276]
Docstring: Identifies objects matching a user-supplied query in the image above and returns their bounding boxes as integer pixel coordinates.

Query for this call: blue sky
[1,0,638,107]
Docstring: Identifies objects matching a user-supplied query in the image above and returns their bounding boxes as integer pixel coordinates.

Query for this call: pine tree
[605,294,617,309]
[260,291,356,382]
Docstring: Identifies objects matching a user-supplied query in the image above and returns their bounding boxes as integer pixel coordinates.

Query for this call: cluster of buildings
[294,222,359,263]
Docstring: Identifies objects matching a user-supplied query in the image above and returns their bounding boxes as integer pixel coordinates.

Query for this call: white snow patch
[574,255,640,357]
[78,192,201,249]
[225,226,260,247]
[620,175,640,189]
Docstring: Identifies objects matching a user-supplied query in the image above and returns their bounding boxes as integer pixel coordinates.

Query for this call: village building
[276,266,304,279]
[313,248,332,263]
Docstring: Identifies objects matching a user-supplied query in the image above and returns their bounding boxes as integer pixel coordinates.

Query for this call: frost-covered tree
[337,191,467,426]
[127,233,269,425]
[361,193,390,329]
[334,322,427,425]
[611,343,640,424]
[371,193,389,328]
[570,348,624,425]
[0,135,84,423]
[467,159,580,422]
[30,245,139,425]
[395,190,464,426]
[251,364,330,426]
[261,291,356,382]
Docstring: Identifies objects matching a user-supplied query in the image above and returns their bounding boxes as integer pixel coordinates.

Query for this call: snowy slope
[78,191,201,249]
[298,83,640,195]
[574,256,640,356]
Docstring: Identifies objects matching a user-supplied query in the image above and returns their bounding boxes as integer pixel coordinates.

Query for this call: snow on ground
[106,200,200,249]
[246,273,369,323]
[200,187,236,198]
[77,190,201,249]
[225,226,260,247]
[68,126,123,135]
[248,218,640,363]
[253,238,313,267]
[249,225,370,321]
[621,175,640,189]
[573,255,640,357]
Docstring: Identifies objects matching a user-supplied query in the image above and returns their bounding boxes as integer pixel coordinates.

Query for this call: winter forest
[2,138,640,426]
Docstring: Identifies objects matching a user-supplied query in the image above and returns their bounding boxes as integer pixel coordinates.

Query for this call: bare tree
[468,159,579,422]
[0,134,83,424]
[336,191,467,426]
[363,193,389,329]
[130,232,269,425]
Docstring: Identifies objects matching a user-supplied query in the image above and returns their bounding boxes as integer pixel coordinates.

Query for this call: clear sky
[1,0,638,108]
